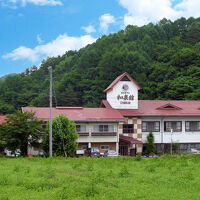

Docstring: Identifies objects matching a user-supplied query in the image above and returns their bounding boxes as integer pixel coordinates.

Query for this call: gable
[156,103,182,110]
[104,72,141,93]
[121,76,131,81]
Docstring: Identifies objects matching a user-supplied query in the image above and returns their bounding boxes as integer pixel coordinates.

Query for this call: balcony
[91,132,117,136]
[77,132,89,136]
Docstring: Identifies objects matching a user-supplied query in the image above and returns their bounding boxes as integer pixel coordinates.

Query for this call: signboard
[117,84,134,105]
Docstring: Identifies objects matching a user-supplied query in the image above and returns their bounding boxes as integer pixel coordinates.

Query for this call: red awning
[119,134,143,144]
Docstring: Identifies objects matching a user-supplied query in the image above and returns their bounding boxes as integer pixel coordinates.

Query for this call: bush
[135,154,142,161]
[146,132,156,155]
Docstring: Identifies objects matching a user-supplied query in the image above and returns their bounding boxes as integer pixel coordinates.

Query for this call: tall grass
[0,155,200,200]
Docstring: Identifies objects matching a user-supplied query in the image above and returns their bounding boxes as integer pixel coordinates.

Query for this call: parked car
[188,148,200,154]
[5,150,21,157]
[85,147,100,157]
[104,150,118,157]
[76,149,85,156]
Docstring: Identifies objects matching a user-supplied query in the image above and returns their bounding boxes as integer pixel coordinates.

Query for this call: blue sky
[0,0,200,77]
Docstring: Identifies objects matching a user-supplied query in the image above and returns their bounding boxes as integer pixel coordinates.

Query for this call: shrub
[146,132,156,155]
[135,154,142,161]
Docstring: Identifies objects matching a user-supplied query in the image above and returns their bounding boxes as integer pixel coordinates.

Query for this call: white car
[104,150,118,157]
[76,149,85,156]
[189,148,200,154]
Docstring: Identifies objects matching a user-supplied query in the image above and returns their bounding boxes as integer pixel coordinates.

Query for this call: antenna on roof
[48,66,53,157]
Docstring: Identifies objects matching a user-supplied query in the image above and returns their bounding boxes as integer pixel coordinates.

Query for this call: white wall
[106,81,138,109]
[77,122,118,143]
[141,116,200,144]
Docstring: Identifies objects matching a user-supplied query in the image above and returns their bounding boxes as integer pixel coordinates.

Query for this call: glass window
[93,125,114,132]
[76,125,86,133]
[82,145,88,150]
[142,121,160,132]
[185,121,200,131]
[101,145,110,150]
[123,124,134,133]
[164,121,182,132]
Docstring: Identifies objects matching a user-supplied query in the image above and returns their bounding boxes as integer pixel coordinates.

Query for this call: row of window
[76,125,114,133]
[81,145,109,150]
[43,121,200,133]
[76,122,200,133]
[144,121,200,132]
[123,121,200,133]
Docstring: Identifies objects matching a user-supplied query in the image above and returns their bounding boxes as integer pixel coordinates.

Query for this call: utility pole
[49,66,53,157]
[170,128,173,155]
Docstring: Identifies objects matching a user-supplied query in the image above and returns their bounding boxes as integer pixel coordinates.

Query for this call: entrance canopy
[119,134,143,144]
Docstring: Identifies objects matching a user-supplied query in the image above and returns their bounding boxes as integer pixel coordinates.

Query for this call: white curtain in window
[155,122,159,131]
[142,122,147,131]
[108,125,114,132]
[93,125,99,132]
[80,125,86,132]
[197,122,200,130]
[186,122,190,131]
[176,122,181,130]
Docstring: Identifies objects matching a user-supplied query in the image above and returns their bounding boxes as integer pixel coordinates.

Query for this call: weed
[135,154,142,161]
[84,183,99,197]
[13,165,20,173]
[87,162,94,172]
[119,165,130,178]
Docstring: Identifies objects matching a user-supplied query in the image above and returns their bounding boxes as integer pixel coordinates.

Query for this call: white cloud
[119,0,200,27]
[0,0,62,7]
[82,25,96,34]
[2,46,38,62]
[175,0,200,18]
[21,0,62,6]
[99,14,115,33]
[3,34,96,62]
[37,34,44,44]
[119,0,180,27]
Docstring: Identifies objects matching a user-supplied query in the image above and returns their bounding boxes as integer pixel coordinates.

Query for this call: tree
[0,111,43,156]
[146,132,156,155]
[42,114,78,157]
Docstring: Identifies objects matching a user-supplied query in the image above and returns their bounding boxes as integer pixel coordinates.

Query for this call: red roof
[104,72,141,93]
[119,134,143,144]
[22,107,125,122]
[101,100,200,117]
[0,115,6,124]
[100,100,112,108]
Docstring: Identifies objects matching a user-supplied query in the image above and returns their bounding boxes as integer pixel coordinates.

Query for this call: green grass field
[0,155,200,200]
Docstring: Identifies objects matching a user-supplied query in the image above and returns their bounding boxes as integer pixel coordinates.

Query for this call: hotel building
[22,72,200,155]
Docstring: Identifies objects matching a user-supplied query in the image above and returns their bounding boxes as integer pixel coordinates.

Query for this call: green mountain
[0,17,200,114]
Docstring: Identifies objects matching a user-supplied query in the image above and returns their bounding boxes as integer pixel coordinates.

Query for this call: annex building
[22,72,200,155]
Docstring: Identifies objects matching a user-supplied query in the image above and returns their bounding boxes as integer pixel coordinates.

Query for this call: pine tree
[146,132,156,155]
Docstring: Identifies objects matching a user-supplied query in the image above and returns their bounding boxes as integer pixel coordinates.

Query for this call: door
[119,142,128,156]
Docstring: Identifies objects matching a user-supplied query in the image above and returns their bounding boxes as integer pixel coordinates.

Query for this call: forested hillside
[0,17,200,114]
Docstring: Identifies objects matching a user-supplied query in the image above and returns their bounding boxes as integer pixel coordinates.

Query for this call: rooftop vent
[156,103,182,110]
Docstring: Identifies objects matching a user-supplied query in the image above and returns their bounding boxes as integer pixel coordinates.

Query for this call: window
[76,125,86,133]
[123,124,134,133]
[142,121,160,132]
[164,121,182,132]
[82,145,88,150]
[93,125,114,132]
[101,145,110,150]
[185,121,200,131]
